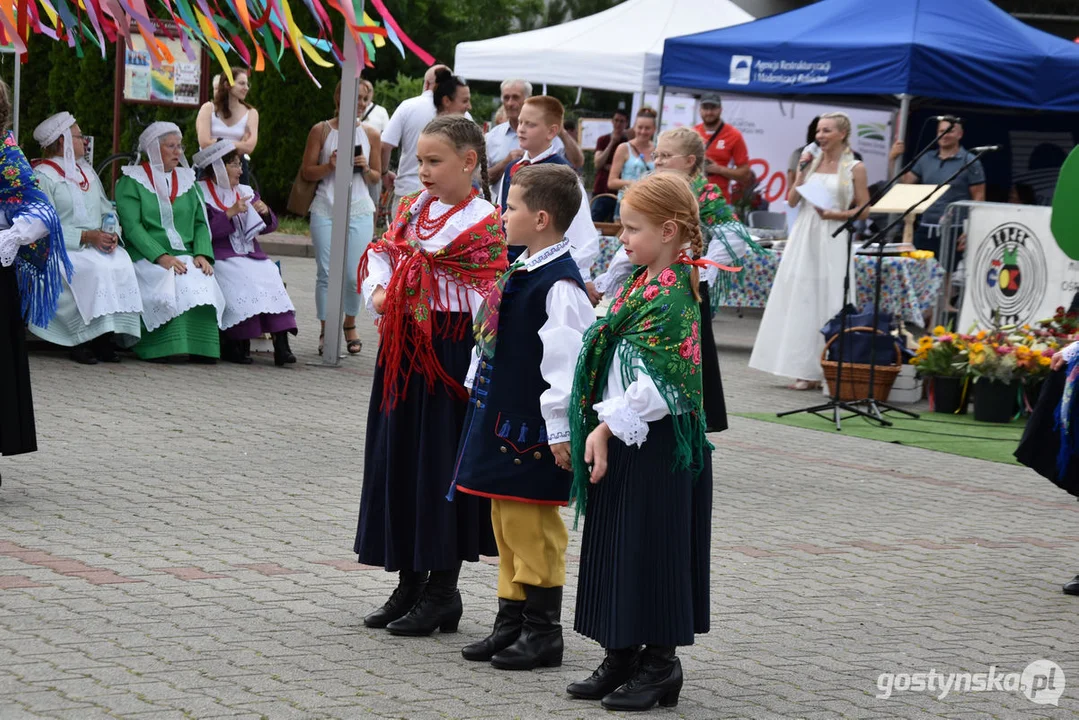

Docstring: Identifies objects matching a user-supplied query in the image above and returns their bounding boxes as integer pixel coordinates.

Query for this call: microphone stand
[776,121,958,430]
[843,148,994,422]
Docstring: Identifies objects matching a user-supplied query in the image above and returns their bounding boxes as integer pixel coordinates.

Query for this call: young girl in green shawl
[566,173,716,712]
[593,126,764,432]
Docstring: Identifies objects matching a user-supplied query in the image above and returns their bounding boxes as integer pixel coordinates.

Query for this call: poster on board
[959,203,1078,330]
[123,28,202,106]
[579,119,613,151]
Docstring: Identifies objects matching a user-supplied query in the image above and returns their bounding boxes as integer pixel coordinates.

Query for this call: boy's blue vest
[452,251,585,505]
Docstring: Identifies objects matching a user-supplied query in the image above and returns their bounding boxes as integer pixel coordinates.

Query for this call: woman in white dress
[196,67,259,185]
[30,112,142,363]
[748,112,869,390]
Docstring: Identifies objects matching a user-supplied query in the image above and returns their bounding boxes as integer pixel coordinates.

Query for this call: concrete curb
[260,231,315,258]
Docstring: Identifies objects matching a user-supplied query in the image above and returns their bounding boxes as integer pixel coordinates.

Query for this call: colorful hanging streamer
[1,0,426,81]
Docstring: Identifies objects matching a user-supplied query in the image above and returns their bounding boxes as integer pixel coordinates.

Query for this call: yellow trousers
[491,499,568,601]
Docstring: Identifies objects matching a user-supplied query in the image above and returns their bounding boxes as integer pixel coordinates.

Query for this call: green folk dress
[115,167,223,360]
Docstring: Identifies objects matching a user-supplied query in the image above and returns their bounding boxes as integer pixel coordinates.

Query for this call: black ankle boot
[566,647,640,700]
[364,570,427,629]
[387,565,462,636]
[462,598,525,661]
[71,342,98,365]
[220,336,252,364]
[491,585,563,670]
[601,645,682,711]
[273,331,296,366]
[93,333,120,363]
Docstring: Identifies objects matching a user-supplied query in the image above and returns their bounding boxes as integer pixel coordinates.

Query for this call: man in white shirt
[380,64,451,208]
[486,79,585,201]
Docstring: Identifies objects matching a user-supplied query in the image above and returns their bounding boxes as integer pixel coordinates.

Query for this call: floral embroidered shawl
[569,263,712,518]
[692,174,765,311]
[358,190,507,411]
[3,132,70,327]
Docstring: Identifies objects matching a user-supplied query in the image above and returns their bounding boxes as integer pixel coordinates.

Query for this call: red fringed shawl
[358,192,508,411]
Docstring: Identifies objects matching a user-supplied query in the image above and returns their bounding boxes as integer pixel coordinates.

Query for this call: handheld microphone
[970,145,1001,153]
[799,142,821,171]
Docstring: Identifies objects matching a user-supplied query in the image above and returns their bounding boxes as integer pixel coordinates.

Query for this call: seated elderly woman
[193,140,296,366]
[30,112,143,364]
[115,122,225,363]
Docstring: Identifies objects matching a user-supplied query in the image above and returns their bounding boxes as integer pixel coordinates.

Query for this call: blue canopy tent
[658,0,1079,151]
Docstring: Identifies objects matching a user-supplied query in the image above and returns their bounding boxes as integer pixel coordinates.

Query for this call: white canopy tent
[453,0,754,94]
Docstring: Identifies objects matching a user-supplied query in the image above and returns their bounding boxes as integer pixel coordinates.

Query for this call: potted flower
[911,326,969,414]
[967,336,1020,422]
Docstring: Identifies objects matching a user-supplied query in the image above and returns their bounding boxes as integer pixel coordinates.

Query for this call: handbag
[286,121,330,216]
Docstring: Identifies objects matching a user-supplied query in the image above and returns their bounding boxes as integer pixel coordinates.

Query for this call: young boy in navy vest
[453,164,596,670]
[502,96,601,304]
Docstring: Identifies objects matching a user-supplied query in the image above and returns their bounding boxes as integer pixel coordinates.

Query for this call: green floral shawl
[569,263,712,519]
[692,174,766,311]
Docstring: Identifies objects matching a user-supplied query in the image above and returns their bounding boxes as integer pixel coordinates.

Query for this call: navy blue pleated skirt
[354,311,497,571]
[574,416,713,649]
[699,282,728,433]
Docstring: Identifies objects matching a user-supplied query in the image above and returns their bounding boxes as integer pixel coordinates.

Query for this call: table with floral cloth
[721,247,945,326]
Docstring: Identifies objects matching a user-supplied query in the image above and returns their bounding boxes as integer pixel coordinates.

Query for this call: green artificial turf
[735,410,1026,466]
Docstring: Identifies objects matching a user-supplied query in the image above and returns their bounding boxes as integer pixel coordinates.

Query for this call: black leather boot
[93,333,121,363]
[461,598,524,661]
[71,342,98,365]
[363,570,427,629]
[220,335,252,364]
[601,645,683,711]
[566,647,640,700]
[491,585,563,669]
[273,332,296,366]
[387,565,462,636]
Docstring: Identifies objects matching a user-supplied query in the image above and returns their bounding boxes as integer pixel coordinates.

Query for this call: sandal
[344,325,362,355]
[787,379,822,391]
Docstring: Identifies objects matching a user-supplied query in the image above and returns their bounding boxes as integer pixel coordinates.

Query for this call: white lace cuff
[545,418,570,444]
[1063,341,1079,365]
[595,396,649,447]
[0,217,49,268]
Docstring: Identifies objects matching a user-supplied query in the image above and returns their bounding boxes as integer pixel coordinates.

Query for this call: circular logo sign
[969,222,1048,327]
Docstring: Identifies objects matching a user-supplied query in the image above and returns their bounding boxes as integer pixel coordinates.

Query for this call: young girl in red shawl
[355,115,507,637]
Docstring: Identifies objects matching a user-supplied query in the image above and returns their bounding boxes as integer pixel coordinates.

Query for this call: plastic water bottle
[101,209,117,235]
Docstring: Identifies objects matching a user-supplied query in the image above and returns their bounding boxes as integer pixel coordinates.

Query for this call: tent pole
[894,93,911,175]
[321,27,361,366]
[12,52,19,141]
[655,85,666,132]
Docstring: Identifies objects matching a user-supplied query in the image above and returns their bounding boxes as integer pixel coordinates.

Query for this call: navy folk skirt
[354,312,497,571]
[0,265,36,457]
[574,416,713,649]
[698,282,728,433]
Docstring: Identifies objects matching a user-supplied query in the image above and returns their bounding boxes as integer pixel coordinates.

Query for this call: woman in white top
[300,81,382,355]
[196,67,260,184]
[748,112,869,390]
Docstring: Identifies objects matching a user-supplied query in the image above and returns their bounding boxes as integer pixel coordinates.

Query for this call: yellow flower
[933,326,947,336]
[1039,355,1051,366]
[975,330,987,340]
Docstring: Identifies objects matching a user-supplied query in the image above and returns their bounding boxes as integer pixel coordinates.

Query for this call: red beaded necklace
[35,159,90,191]
[413,189,477,241]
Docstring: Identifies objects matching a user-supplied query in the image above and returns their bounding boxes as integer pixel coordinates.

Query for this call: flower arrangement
[900,249,935,260]
[913,310,1073,384]
[911,326,969,378]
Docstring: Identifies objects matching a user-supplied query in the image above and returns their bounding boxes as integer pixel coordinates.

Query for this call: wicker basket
[820,326,903,401]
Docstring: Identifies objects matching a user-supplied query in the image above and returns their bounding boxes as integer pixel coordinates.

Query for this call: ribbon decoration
[1,0,427,80]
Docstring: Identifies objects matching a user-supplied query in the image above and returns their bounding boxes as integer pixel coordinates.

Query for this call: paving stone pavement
[2,255,1078,719]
